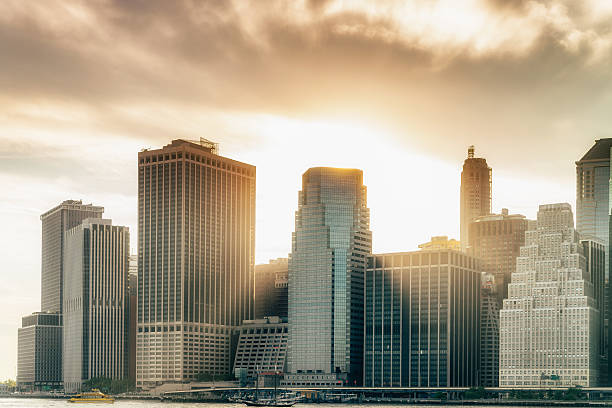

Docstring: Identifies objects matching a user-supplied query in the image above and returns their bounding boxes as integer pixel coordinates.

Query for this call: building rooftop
[577,138,612,162]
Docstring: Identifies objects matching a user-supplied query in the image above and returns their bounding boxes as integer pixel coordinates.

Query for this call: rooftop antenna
[468,145,475,159]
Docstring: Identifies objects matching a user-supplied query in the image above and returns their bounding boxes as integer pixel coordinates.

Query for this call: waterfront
[1,402,610,408]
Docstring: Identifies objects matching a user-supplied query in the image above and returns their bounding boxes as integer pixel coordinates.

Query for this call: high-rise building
[128,255,137,386]
[363,250,481,387]
[255,258,288,320]
[576,138,612,383]
[500,203,600,387]
[137,139,256,389]
[40,200,104,313]
[583,239,607,385]
[468,208,530,301]
[418,236,460,251]
[63,219,130,393]
[16,312,62,391]
[233,316,288,380]
[285,167,372,387]
[460,146,492,251]
[480,273,500,387]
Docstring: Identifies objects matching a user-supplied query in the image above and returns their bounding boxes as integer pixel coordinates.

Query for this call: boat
[240,370,298,407]
[68,389,114,403]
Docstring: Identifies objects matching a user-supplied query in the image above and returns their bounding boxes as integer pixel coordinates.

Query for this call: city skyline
[2,0,612,383]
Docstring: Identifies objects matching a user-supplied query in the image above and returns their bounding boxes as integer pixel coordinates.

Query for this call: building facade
[500,204,600,387]
[468,209,530,301]
[418,236,460,251]
[460,146,492,251]
[286,167,372,387]
[480,273,500,387]
[128,255,137,386]
[137,139,256,388]
[255,258,288,320]
[363,250,481,387]
[63,219,130,393]
[233,316,288,380]
[576,138,612,383]
[16,312,62,390]
[40,200,104,313]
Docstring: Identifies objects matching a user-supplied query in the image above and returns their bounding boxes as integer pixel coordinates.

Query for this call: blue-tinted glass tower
[286,168,372,387]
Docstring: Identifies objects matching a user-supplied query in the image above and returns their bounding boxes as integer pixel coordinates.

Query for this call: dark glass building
[364,250,481,387]
[16,312,62,391]
[286,168,372,387]
[63,219,130,393]
[460,146,492,251]
[40,200,104,313]
[576,138,612,384]
[137,139,256,388]
[255,258,288,320]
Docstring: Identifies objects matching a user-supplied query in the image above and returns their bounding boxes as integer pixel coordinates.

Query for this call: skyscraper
[460,146,492,251]
[63,219,130,393]
[255,258,288,320]
[576,138,612,278]
[285,167,372,387]
[40,200,104,313]
[576,138,612,383]
[499,204,600,387]
[480,273,500,387]
[467,208,530,301]
[364,250,481,387]
[137,139,256,389]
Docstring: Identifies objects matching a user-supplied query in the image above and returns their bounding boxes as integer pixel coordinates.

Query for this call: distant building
[468,208,530,301]
[255,258,288,320]
[128,255,137,386]
[480,273,500,387]
[137,139,256,388]
[576,138,612,383]
[418,236,460,251]
[286,167,372,387]
[500,203,600,387]
[40,200,104,313]
[460,146,492,251]
[364,250,481,387]
[63,219,130,393]
[17,312,62,391]
[233,316,288,381]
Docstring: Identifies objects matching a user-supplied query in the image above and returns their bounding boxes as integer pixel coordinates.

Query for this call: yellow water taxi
[68,389,114,403]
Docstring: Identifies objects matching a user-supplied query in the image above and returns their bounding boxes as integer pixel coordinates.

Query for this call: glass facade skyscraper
[364,250,481,387]
[286,168,371,387]
[576,138,612,384]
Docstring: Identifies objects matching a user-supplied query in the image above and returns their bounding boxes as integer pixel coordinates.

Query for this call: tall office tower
[583,239,606,385]
[576,138,612,384]
[63,219,130,393]
[255,258,288,319]
[286,168,372,387]
[363,250,481,387]
[460,146,492,251]
[499,204,600,387]
[128,255,137,386]
[137,139,256,389]
[480,273,500,387]
[16,312,62,391]
[40,200,104,313]
[468,208,530,301]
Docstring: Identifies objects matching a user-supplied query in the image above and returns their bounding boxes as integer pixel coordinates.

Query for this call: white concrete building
[499,203,600,387]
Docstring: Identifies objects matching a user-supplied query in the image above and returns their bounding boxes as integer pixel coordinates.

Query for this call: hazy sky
[1,0,612,380]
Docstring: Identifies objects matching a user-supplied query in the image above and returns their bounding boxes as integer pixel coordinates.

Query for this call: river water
[0,402,550,408]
